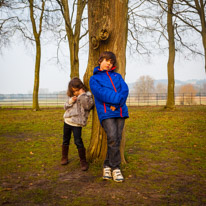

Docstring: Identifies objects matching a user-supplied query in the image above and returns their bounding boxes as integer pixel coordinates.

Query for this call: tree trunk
[69,40,79,78]
[203,32,206,73]
[84,0,128,163]
[29,0,45,111]
[200,10,206,73]
[33,39,41,111]
[194,0,206,73]
[166,0,175,109]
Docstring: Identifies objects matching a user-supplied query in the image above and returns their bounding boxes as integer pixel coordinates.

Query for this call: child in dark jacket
[89,51,129,182]
[61,77,93,171]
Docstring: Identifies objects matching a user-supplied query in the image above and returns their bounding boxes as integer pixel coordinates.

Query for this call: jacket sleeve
[89,76,124,105]
[78,93,94,110]
[64,98,74,110]
[119,75,129,106]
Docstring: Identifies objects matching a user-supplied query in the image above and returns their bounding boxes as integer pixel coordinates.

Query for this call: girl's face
[99,58,113,71]
[72,88,80,97]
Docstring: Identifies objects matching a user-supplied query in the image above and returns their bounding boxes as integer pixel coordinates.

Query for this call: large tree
[84,0,128,162]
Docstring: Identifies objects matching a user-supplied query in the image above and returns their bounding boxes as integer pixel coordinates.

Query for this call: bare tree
[179,84,197,105]
[173,0,206,73]
[155,83,167,93]
[201,83,206,94]
[0,0,47,110]
[84,0,128,162]
[127,0,153,56]
[56,0,87,78]
[134,75,155,94]
[165,0,175,109]
[0,1,15,52]
[133,75,154,102]
[29,0,46,111]
[128,0,204,109]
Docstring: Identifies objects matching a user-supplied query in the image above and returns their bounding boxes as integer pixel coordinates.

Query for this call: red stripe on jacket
[103,103,106,113]
[106,71,117,92]
[106,70,123,117]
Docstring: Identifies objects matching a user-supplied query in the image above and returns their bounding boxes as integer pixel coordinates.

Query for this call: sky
[0,43,205,94]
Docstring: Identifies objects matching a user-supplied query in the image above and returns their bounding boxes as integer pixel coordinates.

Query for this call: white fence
[0,93,206,108]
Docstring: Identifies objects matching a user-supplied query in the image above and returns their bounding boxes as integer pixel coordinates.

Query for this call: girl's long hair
[67,77,88,97]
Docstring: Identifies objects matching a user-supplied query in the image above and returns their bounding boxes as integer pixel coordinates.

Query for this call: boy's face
[99,58,113,71]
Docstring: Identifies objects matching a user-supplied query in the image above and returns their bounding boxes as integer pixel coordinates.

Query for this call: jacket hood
[93,66,116,75]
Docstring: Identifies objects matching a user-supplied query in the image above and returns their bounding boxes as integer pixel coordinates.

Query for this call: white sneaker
[112,169,124,182]
[103,167,112,180]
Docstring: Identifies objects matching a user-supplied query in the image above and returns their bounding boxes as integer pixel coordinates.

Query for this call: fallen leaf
[61,196,68,199]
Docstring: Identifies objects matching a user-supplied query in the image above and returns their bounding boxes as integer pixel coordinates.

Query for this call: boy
[89,51,129,182]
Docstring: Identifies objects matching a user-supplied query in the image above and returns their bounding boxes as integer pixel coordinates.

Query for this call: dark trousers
[63,122,84,149]
[102,118,125,169]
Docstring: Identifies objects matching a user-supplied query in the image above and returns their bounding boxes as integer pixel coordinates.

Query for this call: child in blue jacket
[89,51,129,182]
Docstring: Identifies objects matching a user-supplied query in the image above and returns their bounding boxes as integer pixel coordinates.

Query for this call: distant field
[0,106,206,205]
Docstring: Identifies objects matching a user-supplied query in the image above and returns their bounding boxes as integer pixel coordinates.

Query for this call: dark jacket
[89,66,129,123]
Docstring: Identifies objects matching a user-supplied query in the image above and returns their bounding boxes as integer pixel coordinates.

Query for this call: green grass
[0,106,206,205]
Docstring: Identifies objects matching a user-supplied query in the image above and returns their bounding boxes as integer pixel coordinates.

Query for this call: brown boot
[78,147,89,171]
[61,145,69,165]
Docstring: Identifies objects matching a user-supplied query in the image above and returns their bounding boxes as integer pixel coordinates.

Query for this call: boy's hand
[110,106,116,111]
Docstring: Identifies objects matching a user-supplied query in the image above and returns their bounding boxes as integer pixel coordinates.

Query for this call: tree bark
[69,40,79,78]
[84,0,128,163]
[166,0,175,109]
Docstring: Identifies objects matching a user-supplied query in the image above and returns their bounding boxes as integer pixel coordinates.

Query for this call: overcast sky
[0,43,205,94]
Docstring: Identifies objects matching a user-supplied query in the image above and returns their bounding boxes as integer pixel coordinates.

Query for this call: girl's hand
[110,106,116,111]
[78,88,85,95]
[72,96,77,102]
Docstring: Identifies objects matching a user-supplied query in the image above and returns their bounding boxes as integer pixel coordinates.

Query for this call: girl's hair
[98,51,116,66]
[67,77,88,97]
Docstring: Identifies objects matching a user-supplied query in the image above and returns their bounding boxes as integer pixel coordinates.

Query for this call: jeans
[63,122,84,149]
[102,118,125,169]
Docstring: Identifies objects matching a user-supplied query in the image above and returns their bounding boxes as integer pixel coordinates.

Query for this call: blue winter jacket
[89,66,129,124]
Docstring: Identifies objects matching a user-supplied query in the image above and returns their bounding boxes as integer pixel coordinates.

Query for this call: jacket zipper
[103,102,106,113]
[106,71,123,117]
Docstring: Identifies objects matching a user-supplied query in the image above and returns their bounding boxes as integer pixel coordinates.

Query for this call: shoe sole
[103,176,112,180]
[113,179,124,183]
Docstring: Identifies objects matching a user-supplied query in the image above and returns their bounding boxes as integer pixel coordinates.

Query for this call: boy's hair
[67,77,88,97]
[98,51,116,66]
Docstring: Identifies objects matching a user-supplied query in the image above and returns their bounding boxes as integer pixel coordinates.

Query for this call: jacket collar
[93,66,116,74]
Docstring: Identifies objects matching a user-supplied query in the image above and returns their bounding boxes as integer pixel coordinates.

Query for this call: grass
[0,106,206,205]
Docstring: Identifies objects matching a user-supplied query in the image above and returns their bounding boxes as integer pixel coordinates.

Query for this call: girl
[61,77,94,171]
